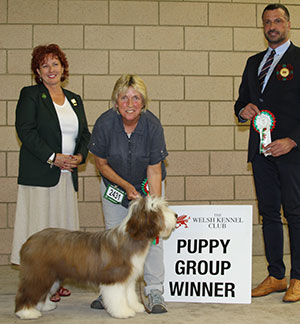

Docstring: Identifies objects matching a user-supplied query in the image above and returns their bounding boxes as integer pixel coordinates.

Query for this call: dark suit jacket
[15,83,91,191]
[235,42,300,164]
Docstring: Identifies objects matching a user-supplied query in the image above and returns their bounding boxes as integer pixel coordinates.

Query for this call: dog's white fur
[15,195,177,319]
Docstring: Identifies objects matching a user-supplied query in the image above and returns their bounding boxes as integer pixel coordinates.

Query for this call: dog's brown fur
[15,195,176,318]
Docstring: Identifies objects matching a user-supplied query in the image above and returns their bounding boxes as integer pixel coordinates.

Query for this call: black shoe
[90,295,104,309]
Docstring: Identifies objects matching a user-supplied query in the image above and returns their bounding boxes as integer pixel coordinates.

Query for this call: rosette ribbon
[252,110,276,156]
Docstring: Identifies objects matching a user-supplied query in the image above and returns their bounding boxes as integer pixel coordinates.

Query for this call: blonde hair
[111,74,149,112]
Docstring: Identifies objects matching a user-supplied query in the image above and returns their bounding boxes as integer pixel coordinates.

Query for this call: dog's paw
[129,302,145,313]
[37,299,57,312]
[109,307,136,319]
[15,308,42,320]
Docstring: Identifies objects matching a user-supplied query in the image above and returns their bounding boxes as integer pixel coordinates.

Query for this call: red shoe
[50,292,61,302]
[58,286,71,297]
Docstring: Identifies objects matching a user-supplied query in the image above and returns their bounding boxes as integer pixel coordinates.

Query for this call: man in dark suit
[235,3,300,302]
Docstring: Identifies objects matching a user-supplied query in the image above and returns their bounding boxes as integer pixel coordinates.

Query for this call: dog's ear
[126,196,165,240]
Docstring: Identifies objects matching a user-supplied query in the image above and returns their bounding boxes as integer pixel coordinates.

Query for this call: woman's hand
[53,153,82,171]
[94,155,140,200]
[123,183,140,200]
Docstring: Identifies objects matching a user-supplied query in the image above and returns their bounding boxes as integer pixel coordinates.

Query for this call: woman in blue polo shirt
[88,74,168,313]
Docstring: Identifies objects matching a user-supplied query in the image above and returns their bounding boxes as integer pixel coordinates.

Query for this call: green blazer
[15,83,91,191]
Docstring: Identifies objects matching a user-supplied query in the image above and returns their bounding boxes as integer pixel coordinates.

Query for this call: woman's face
[117,87,144,124]
[37,55,64,87]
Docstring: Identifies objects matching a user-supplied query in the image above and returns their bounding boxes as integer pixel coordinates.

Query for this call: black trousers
[252,154,300,280]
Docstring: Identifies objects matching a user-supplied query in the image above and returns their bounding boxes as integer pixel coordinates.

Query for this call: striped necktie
[258,49,276,91]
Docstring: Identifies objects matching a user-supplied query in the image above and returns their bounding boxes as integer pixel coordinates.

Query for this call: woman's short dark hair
[31,44,69,84]
[262,4,290,21]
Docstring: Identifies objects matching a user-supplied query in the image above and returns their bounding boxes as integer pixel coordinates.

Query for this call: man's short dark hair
[262,3,290,21]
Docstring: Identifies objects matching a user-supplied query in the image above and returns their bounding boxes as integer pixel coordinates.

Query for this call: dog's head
[124,196,177,241]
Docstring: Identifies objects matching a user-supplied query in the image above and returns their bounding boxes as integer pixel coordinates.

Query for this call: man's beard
[265,30,287,45]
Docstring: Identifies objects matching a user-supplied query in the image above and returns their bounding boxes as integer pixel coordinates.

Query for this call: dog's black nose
[175,213,178,219]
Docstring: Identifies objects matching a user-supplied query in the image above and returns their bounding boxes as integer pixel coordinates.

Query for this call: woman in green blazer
[11,44,91,302]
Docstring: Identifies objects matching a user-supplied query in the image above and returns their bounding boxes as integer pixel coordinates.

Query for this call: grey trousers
[100,180,165,295]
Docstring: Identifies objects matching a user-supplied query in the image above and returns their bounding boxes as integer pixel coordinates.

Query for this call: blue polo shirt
[88,108,168,207]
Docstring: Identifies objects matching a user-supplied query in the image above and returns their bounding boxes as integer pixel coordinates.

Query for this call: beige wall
[0,0,298,264]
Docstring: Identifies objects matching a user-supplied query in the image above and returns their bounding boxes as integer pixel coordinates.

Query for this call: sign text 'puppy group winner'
[163,205,252,304]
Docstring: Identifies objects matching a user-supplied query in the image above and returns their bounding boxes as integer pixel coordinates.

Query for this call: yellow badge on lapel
[280,67,289,78]
[71,98,77,106]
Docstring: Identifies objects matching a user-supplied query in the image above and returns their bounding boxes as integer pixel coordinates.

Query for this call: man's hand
[240,103,260,120]
[264,138,297,157]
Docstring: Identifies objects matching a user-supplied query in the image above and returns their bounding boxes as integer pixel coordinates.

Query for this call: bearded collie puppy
[15,195,177,320]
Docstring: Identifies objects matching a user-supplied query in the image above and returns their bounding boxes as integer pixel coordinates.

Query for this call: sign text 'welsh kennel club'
[163,205,253,304]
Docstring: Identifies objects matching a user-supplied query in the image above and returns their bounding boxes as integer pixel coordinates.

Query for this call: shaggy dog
[15,195,177,320]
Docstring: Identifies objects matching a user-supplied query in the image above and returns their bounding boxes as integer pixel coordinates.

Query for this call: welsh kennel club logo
[176,215,190,229]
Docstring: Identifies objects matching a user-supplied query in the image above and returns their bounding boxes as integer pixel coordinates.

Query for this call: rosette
[276,64,294,81]
[141,178,149,195]
[252,110,276,155]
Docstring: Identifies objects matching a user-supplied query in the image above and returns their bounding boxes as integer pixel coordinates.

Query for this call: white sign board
[163,205,252,304]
